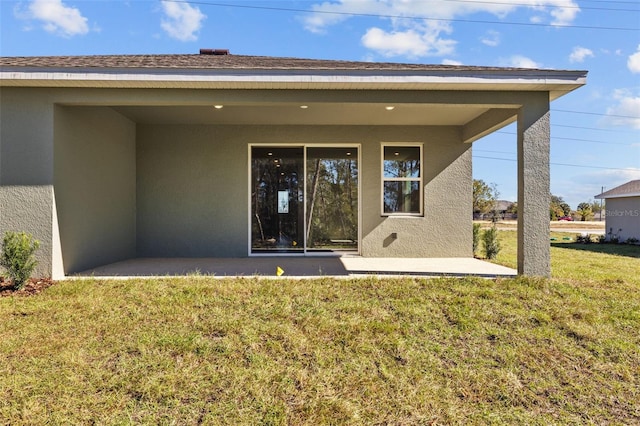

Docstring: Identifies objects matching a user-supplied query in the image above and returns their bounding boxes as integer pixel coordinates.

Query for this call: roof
[495,200,515,211]
[0,53,576,73]
[0,53,587,95]
[595,180,640,199]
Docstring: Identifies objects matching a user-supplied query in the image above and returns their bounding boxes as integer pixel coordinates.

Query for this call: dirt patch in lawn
[0,277,56,297]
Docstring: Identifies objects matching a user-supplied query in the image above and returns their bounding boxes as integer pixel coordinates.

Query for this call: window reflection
[383,146,420,178]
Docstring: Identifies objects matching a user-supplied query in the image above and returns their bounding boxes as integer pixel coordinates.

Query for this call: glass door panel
[251,147,304,253]
[306,147,358,252]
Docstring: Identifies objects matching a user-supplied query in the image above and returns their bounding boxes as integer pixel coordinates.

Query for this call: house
[473,200,516,221]
[0,51,587,278]
[595,180,640,242]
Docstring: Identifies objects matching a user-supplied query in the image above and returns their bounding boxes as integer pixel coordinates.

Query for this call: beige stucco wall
[137,124,472,258]
[136,125,248,257]
[54,106,136,274]
[605,197,640,242]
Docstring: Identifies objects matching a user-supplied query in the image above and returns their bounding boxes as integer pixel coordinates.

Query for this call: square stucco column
[517,93,551,277]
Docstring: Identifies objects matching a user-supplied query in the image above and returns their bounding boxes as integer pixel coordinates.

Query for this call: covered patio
[0,53,587,279]
[78,256,517,279]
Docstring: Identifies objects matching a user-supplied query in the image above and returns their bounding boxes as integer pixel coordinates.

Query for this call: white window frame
[381,142,423,216]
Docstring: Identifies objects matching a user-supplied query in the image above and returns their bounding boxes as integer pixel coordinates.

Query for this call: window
[382,144,422,215]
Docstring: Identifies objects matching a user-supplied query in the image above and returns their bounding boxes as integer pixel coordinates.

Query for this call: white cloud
[501,55,542,69]
[442,59,463,66]
[18,0,89,37]
[569,46,594,63]
[361,24,456,58]
[603,90,640,129]
[160,1,206,42]
[480,30,500,47]
[628,45,640,74]
[549,3,580,26]
[303,0,580,58]
[572,169,640,195]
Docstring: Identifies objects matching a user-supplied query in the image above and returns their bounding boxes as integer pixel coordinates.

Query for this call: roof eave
[595,192,640,200]
[0,68,587,94]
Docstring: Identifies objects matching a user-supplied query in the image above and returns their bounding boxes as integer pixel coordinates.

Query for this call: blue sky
[1,0,638,208]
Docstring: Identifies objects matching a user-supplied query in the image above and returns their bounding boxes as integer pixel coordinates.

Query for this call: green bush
[472,223,481,256]
[482,226,501,259]
[1,231,40,290]
[576,234,594,244]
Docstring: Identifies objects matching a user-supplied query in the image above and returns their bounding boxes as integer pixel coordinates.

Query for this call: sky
[1,0,639,209]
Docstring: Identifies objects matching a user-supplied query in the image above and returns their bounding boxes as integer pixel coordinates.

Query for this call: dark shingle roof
[0,53,558,73]
[595,180,640,199]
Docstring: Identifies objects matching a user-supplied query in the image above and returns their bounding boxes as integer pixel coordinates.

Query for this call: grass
[1,236,639,424]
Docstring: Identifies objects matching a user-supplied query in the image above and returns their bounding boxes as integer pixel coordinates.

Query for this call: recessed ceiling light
[214,105,224,109]
[346,152,351,156]
[267,152,273,156]
[385,106,395,111]
[300,105,309,109]
[394,152,400,156]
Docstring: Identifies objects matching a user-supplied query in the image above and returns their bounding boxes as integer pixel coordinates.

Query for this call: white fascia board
[595,192,640,199]
[0,68,587,91]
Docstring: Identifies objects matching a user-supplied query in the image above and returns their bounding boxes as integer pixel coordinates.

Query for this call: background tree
[550,194,571,220]
[577,202,594,221]
[590,200,604,220]
[473,179,498,219]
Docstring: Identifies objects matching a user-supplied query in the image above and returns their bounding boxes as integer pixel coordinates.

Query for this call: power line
[554,124,640,135]
[578,0,640,5]
[439,0,640,13]
[473,155,640,172]
[165,0,639,32]
[552,109,640,120]
[495,131,636,146]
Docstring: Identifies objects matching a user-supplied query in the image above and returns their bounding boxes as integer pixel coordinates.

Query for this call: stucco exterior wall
[54,106,136,273]
[136,124,472,258]
[0,88,55,277]
[361,128,472,257]
[605,197,640,242]
[136,125,248,257]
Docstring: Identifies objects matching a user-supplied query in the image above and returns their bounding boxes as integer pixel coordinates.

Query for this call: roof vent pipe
[200,49,230,55]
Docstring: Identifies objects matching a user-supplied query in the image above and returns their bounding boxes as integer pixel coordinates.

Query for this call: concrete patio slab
[77,256,517,279]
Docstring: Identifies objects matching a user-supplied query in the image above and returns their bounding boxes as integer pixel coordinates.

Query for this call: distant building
[473,200,516,220]
[595,180,640,242]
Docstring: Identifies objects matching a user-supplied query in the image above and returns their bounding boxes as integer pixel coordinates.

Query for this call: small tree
[472,223,482,256]
[576,202,594,222]
[473,179,499,219]
[550,194,571,220]
[1,231,40,290]
[482,226,501,259]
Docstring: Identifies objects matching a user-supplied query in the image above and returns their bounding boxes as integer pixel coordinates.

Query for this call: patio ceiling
[113,103,500,126]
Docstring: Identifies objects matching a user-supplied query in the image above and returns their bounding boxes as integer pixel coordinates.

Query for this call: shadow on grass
[551,241,640,259]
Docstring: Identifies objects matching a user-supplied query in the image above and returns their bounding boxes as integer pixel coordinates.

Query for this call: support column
[1,89,57,278]
[517,93,551,277]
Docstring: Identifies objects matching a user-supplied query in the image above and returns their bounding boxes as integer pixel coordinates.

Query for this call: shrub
[0,231,40,290]
[607,228,622,244]
[482,226,501,259]
[576,234,594,244]
[472,223,481,256]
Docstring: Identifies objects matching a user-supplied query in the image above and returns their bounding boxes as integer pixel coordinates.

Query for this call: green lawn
[1,234,639,424]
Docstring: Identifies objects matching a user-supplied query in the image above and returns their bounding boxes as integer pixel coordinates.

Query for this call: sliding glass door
[305,147,358,252]
[250,145,358,254]
[251,147,304,253]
